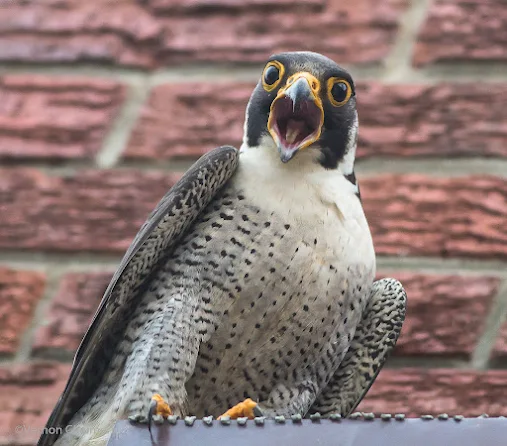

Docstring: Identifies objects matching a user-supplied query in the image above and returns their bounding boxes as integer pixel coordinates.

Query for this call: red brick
[378,273,500,357]
[492,321,507,359]
[0,168,179,253]
[358,82,507,158]
[358,368,507,416]
[363,175,507,259]
[414,0,507,66]
[126,82,507,160]
[0,267,46,355]
[1,170,506,260]
[0,362,70,446]
[126,83,252,160]
[0,76,125,161]
[0,0,406,67]
[33,272,113,357]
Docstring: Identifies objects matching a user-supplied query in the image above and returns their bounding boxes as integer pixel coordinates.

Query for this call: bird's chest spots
[189,187,366,310]
[185,190,373,414]
[205,218,369,347]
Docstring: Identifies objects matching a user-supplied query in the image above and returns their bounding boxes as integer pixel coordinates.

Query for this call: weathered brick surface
[414,0,507,66]
[358,82,507,158]
[0,362,70,446]
[378,273,500,357]
[493,324,507,359]
[126,82,507,160]
[0,168,179,253]
[33,272,113,356]
[0,267,46,355]
[363,175,507,259]
[127,83,251,160]
[1,170,506,259]
[0,76,125,161]
[358,368,507,416]
[0,0,405,68]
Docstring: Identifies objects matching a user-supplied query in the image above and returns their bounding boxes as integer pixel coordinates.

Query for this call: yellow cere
[282,71,321,97]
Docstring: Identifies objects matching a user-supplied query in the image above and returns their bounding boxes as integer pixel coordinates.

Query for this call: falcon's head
[244,51,358,171]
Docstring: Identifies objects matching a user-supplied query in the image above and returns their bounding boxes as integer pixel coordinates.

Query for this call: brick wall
[1,0,507,444]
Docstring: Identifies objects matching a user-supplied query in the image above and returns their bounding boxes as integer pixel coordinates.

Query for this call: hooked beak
[267,72,324,163]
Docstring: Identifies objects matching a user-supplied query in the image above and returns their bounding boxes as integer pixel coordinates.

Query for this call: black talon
[253,405,264,417]
[148,397,158,445]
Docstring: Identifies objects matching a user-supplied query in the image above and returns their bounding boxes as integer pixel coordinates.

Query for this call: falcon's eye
[264,66,279,85]
[327,78,352,107]
[262,61,284,92]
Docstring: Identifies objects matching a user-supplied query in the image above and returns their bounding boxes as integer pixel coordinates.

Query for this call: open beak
[267,72,324,163]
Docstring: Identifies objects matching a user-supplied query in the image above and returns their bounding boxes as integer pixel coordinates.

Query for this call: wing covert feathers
[38,146,239,446]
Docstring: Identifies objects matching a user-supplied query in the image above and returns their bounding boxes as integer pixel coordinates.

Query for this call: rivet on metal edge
[349,412,362,420]
[421,415,434,420]
[291,414,303,423]
[203,416,214,426]
[329,413,342,422]
[237,417,248,426]
[363,413,375,421]
[454,415,464,422]
[310,413,321,422]
[184,416,196,426]
[254,417,265,426]
[438,414,449,420]
[220,416,231,425]
[274,415,286,424]
[380,413,392,421]
[167,415,179,425]
[394,414,405,421]
[152,414,164,425]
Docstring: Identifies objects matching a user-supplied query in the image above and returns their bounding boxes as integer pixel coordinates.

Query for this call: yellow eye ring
[327,78,352,107]
[262,61,285,92]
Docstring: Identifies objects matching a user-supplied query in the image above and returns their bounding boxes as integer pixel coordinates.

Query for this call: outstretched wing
[310,278,407,416]
[38,146,240,446]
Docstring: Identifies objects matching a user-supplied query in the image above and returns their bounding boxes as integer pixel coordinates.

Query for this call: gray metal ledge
[107,414,507,446]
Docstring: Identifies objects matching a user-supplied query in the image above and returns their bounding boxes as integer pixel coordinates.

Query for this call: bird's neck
[235,136,363,228]
[239,134,357,180]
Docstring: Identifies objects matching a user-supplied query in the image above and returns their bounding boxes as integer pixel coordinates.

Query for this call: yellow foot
[150,393,173,418]
[218,398,263,419]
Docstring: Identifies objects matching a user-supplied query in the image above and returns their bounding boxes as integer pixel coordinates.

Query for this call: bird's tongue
[284,119,309,145]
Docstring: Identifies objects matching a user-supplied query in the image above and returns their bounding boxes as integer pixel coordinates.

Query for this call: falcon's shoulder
[38,146,240,446]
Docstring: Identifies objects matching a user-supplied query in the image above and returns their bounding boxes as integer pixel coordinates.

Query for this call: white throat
[239,128,360,195]
[240,134,324,174]
[236,134,361,220]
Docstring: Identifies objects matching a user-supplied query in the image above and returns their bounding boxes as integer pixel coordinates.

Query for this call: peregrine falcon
[38,51,406,446]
